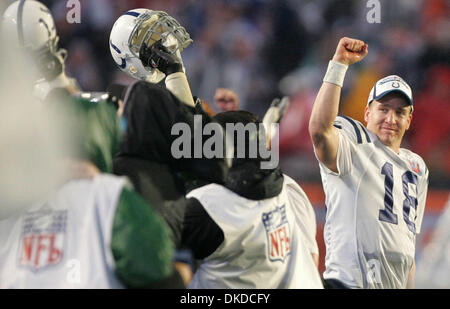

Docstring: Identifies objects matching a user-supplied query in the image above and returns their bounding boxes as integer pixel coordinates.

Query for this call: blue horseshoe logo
[392,82,400,88]
[110,41,127,69]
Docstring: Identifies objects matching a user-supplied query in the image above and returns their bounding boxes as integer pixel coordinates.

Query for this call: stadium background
[3,0,448,274]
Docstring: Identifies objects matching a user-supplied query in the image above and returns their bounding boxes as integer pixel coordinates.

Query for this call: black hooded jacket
[114,81,228,209]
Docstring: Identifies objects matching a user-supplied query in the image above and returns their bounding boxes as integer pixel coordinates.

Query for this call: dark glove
[139,40,183,75]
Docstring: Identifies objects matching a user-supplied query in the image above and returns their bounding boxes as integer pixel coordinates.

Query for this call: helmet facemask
[128,11,192,82]
[32,36,67,83]
[129,11,192,56]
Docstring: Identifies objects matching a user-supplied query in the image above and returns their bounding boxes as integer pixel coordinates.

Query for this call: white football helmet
[109,9,193,83]
[2,0,66,82]
[2,0,57,50]
[2,0,78,100]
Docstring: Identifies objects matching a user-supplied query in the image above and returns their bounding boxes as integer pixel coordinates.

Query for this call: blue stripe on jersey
[123,11,140,17]
[341,115,362,144]
[333,124,342,129]
[357,122,371,143]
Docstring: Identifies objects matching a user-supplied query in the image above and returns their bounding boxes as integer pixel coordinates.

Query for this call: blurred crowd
[7,0,449,187]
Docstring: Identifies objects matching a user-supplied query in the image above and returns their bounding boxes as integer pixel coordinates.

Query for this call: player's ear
[364,105,371,123]
[405,111,413,130]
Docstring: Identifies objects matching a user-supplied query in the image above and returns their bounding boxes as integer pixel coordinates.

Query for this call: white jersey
[415,196,450,288]
[0,174,127,288]
[318,116,429,289]
[187,174,323,289]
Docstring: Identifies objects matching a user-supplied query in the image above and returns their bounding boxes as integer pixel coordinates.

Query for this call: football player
[309,37,429,288]
[2,0,80,101]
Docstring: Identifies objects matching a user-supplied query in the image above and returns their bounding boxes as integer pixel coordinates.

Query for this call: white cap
[367,75,413,110]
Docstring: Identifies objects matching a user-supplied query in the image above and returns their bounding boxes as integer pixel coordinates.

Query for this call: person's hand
[174,262,193,286]
[332,37,368,66]
[214,88,239,112]
[264,96,290,124]
[139,40,183,75]
[262,97,290,150]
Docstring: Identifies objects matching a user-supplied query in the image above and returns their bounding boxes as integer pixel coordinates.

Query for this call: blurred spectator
[65,38,103,91]
[408,66,450,188]
[214,88,240,112]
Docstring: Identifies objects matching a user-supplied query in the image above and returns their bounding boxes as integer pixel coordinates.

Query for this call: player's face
[214,88,239,112]
[364,93,412,152]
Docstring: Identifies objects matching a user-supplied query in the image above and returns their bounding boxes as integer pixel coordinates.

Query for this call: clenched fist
[332,37,368,66]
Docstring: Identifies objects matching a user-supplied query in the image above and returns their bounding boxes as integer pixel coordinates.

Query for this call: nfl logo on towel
[19,208,67,271]
[262,205,291,262]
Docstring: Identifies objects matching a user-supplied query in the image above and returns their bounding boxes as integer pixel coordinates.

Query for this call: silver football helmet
[109,9,193,83]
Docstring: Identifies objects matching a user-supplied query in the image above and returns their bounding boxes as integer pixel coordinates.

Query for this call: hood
[225,158,284,200]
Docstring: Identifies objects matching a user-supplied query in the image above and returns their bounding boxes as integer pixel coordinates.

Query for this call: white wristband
[323,60,348,88]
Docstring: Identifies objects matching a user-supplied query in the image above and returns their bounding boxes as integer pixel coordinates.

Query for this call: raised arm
[309,37,368,173]
[140,41,195,107]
